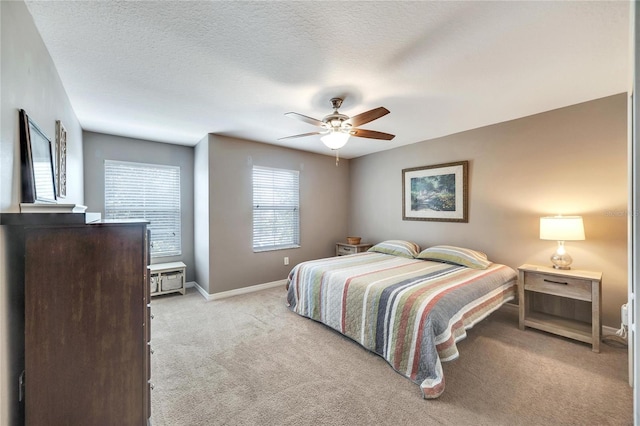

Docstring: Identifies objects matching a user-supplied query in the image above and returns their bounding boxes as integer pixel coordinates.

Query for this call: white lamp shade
[539,216,585,241]
[321,131,349,150]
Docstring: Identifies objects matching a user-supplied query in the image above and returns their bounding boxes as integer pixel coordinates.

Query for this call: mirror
[19,109,57,203]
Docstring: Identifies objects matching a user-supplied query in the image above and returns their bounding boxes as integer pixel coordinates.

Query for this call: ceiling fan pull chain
[335,150,340,166]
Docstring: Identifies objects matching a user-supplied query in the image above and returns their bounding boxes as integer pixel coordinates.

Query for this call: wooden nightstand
[518,264,602,352]
[336,242,373,256]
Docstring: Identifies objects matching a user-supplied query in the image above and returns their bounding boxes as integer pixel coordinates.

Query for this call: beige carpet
[149,287,632,425]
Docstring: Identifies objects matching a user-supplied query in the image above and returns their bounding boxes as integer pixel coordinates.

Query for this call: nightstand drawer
[337,245,357,256]
[523,271,592,302]
[336,242,372,256]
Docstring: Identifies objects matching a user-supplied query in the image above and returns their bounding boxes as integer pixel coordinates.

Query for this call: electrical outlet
[284,257,289,266]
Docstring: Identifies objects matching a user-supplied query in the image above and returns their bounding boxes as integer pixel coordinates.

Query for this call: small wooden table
[518,264,602,352]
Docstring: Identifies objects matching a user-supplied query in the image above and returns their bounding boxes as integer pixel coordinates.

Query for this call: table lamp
[539,215,585,270]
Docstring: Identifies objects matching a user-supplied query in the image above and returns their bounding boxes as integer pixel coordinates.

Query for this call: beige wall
[0,1,84,424]
[194,135,210,292]
[200,134,350,294]
[349,94,627,328]
[82,131,196,281]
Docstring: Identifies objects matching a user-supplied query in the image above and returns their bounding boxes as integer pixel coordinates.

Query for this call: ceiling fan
[279,98,395,151]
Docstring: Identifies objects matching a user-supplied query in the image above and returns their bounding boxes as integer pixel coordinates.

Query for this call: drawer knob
[543,278,568,285]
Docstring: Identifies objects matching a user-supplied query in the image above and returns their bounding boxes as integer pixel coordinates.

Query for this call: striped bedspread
[286,252,517,398]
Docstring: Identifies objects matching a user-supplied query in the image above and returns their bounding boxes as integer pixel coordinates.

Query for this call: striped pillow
[417,245,492,269]
[367,240,421,259]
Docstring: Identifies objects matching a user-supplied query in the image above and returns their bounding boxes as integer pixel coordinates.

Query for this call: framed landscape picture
[402,160,468,222]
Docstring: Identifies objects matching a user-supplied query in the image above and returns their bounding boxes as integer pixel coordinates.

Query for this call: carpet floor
[149,287,632,425]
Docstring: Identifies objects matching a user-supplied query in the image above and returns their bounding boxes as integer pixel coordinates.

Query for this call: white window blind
[253,166,300,251]
[105,160,181,258]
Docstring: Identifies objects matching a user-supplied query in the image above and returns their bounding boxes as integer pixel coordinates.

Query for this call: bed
[286,241,517,398]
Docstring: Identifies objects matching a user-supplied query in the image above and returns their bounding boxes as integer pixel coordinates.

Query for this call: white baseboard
[192,281,213,301]
[188,283,625,337]
[192,279,287,301]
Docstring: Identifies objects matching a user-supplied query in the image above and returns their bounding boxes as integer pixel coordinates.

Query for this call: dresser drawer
[337,245,356,256]
[523,271,592,302]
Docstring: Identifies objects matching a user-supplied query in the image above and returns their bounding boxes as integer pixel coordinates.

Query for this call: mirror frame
[19,109,57,203]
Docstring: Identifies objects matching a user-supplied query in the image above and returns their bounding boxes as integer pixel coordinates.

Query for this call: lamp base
[550,250,573,270]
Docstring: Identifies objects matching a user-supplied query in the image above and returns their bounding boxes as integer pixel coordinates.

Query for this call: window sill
[253,245,300,253]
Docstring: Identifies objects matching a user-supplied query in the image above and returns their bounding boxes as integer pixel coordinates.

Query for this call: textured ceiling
[24,1,630,159]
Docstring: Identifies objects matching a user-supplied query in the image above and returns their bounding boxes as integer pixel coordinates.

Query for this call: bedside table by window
[336,242,373,256]
[518,264,602,352]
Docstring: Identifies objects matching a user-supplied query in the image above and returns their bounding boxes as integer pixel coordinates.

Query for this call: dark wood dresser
[3,215,151,425]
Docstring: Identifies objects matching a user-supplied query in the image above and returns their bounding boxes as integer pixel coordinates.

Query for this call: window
[105,160,181,258]
[253,166,300,252]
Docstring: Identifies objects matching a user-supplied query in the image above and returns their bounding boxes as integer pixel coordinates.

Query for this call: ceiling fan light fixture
[321,130,350,150]
[281,97,395,154]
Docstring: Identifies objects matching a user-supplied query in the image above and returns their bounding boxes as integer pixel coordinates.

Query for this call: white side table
[149,261,186,296]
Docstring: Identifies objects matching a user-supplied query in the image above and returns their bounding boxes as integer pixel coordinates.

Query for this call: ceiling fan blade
[350,128,396,140]
[347,107,390,127]
[284,112,325,127]
[278,131,325,141]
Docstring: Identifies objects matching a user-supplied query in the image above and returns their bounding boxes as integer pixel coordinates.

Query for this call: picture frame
[19,109,57,203]
[402,160,468,222]
[55,120,67,198]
